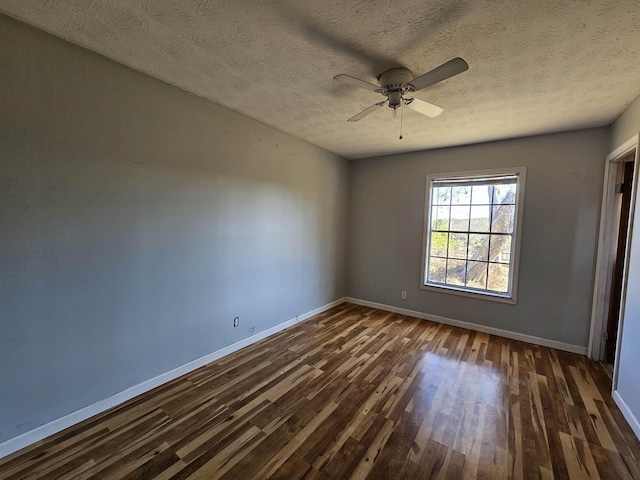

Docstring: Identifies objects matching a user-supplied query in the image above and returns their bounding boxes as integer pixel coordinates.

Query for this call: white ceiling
[2,0,640,159]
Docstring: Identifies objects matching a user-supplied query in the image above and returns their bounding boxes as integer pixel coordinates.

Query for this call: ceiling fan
[333,58,469,124]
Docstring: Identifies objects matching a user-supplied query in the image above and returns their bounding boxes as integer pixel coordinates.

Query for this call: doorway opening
[603,157,634,373]
[589,134,639,387]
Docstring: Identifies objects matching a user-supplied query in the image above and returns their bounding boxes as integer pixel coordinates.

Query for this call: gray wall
[610,92,640,150]
[611,94,640,429]
[0,16,348,443]
[348,129,608,347]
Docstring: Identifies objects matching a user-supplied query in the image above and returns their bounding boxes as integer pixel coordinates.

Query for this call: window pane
[424,170,523,299]
[450,206,470,231]
[471,185,493,205]
[466,261,488,289]
[468,234,489,261]
[430,232,448,257]
[446,259,466,286]
[449,233,468,260]
[491,204,514,233]
[490,234,511,263]
[487,263,509,292]
[429,257,446,283]
[469,205,490,232]
[451,186,471,205]
[433,186,451,205]
[431,206,450,231]
[493,184,516,204]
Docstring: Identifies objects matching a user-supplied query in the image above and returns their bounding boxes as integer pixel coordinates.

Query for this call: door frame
[588,134,639,383]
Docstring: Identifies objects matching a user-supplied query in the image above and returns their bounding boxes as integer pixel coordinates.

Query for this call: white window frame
[420,166,527,304]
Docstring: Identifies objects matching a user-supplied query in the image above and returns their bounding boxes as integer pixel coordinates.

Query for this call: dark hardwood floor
[1,303,639,479]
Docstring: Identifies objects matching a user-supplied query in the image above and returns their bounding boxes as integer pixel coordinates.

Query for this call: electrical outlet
[401,291,407,300]
[233,316,239,328]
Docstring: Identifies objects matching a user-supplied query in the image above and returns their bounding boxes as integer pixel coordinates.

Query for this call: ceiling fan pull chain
[399,99,404,140]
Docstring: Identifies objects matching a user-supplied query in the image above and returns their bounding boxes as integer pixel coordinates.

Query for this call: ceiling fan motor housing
[378,68,413,109]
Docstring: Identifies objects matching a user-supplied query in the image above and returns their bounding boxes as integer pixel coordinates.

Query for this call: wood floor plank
[559,432,601,479]
[1,304,639,479]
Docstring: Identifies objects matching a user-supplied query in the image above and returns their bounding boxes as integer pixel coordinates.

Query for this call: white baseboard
[345,297,588,355]
[613,390,640,441]
[0,297,346,460]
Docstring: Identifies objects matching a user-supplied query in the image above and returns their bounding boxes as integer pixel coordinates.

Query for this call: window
[421,167,526,303]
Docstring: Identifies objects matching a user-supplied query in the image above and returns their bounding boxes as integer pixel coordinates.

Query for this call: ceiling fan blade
[408,57,469,92]
[405,98,444,118]
[334,74,381,92]
[347,101,386,122]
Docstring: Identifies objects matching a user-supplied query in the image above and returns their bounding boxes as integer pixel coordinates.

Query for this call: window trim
[419,166,527,304]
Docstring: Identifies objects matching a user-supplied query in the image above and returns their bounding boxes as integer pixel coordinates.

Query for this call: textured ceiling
[2,0,640,159]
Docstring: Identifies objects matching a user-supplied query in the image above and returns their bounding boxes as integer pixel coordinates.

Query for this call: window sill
[420,282,517,304]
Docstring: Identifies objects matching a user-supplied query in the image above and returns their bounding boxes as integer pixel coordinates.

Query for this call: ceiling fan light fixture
[388,90,403,109]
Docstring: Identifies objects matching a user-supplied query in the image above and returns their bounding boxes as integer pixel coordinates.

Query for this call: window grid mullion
[464,200,471,287]
[485,197,494,290]
[431,230,511,236]
[429,256,510,266]
[444,192,451,284]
